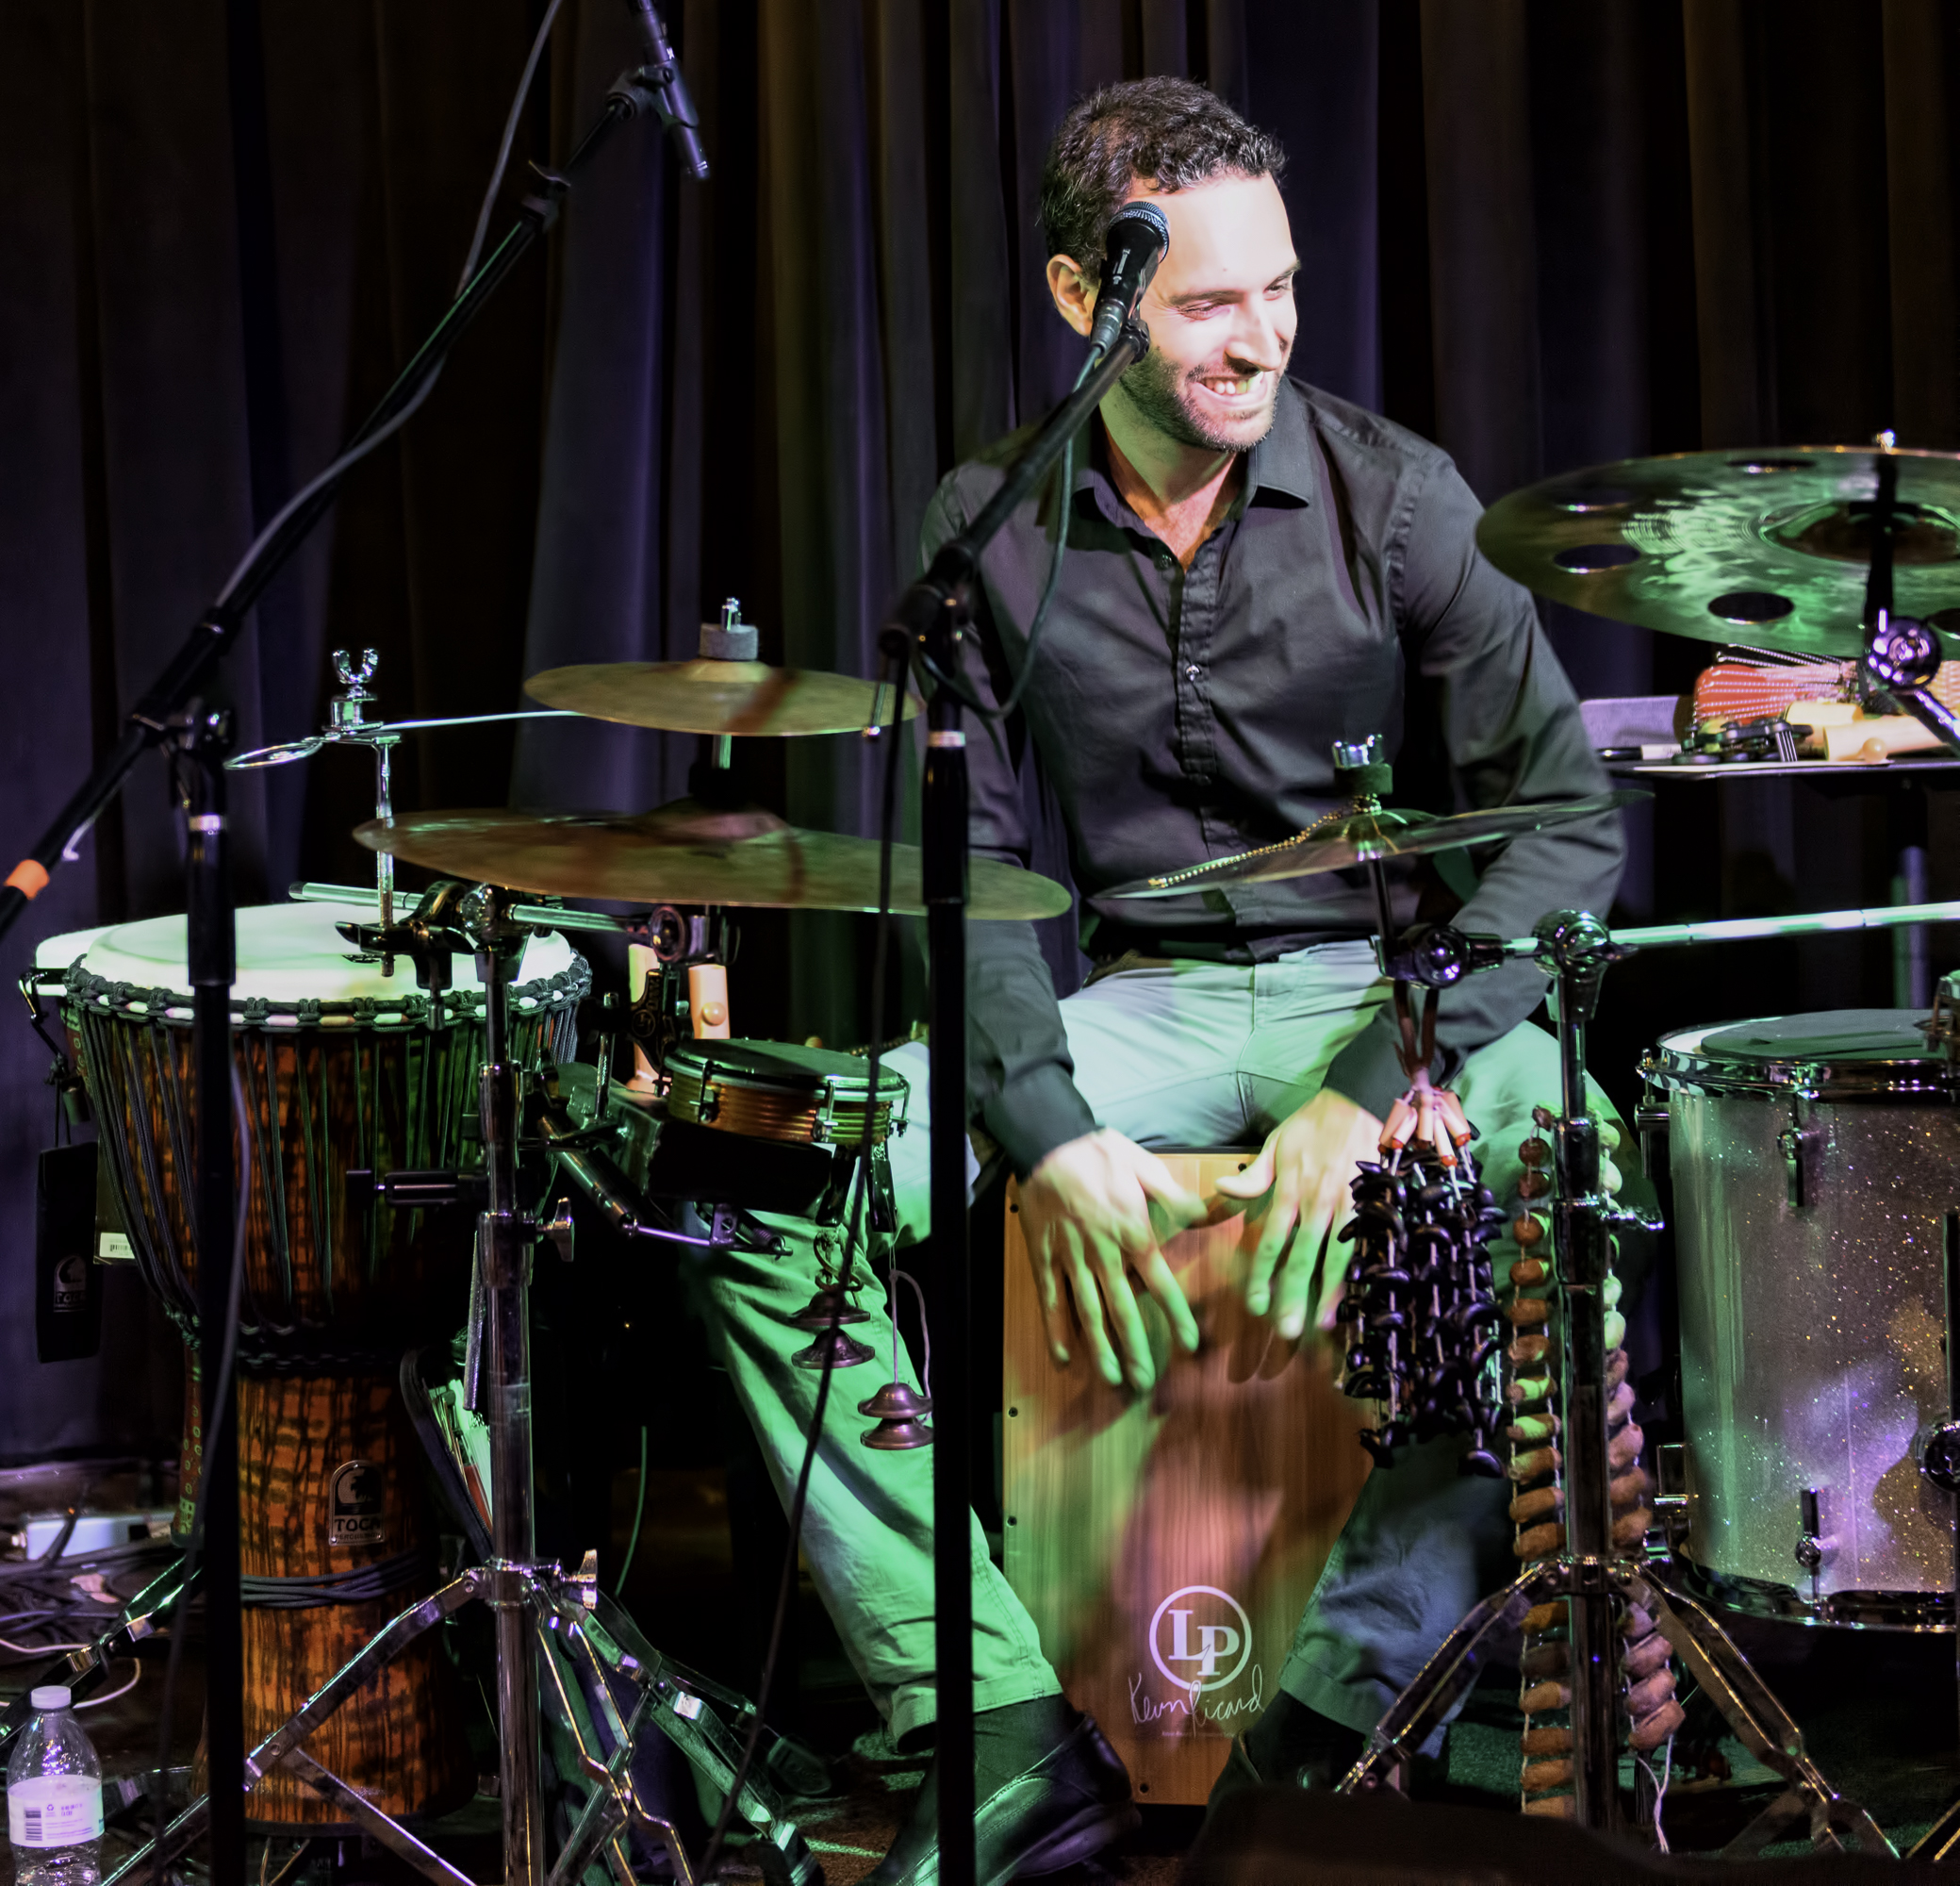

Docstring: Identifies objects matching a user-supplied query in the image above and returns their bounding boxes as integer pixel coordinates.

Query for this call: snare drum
[1642,1010,1960,1629]
[31,902,587,1824]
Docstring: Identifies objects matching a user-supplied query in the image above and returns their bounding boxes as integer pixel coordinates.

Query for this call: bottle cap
[29,1685,71,1710]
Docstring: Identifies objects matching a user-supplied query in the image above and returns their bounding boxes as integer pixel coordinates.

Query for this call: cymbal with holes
[354,800,1070,919]
[1475,445,1960,657]
[525,659,919,736]
[1104,792,1644,900]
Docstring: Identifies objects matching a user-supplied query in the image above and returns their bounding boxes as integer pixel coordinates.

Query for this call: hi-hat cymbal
[525,659,920,737]
[1476,445,1960,658]
[354,801,1070,920]
[1105,792,1643,900]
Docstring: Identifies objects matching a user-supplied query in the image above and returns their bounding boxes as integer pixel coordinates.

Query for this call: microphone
[1086,201,1170,358]
[622,0,710,181]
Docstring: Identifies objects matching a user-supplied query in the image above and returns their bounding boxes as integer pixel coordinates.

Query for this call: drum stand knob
[858,1380,933,1450]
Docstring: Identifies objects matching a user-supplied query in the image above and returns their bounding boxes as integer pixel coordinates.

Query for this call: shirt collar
[1070,375,1316,528]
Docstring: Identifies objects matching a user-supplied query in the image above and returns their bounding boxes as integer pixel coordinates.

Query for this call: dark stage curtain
[3,0,1959,1452]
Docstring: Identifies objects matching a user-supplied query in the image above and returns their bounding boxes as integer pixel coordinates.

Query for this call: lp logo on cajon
[1149,1585,1253,1696]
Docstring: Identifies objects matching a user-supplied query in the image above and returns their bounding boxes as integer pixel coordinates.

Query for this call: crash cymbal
[525,659,920,737]
[1105,792,1644,900]
[354,800,1070,920]
[1476,445,1960,658]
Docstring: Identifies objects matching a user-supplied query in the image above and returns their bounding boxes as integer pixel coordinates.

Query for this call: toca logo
[328,1459,386,1548]
[1148,1584,1252,1696]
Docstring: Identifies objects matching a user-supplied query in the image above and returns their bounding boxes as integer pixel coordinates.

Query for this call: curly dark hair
[1038,77,1287,281]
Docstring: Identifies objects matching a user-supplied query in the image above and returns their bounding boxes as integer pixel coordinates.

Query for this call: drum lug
[540,1199,576,1264]
[1651,1441,1690,1554]
[1794,1486,1835,1600]
[1777,1121,1811,1209]
[1635,1101,1668,1182]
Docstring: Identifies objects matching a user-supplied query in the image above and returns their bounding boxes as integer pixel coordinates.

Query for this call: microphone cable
[961,345,1101,726]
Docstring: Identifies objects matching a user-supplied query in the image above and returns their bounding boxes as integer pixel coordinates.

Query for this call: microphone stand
[878,318,1148,1886]
[0,54,696,1886]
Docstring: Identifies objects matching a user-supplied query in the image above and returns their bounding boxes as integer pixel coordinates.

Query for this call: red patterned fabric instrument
[1690,649,1960,725]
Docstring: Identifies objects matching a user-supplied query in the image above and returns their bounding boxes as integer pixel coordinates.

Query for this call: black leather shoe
[865,1706,1138,1884]
[1201,1696,1413,1838]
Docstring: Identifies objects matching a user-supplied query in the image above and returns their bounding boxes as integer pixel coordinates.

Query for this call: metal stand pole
[472,910,544,1886]
[1540,921,1619,1828]
[183,709,245,1886]
[880,316,1148,1886]
[922,690,974,1886]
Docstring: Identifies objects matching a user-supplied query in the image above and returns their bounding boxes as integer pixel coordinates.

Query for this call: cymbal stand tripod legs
[1337,910,1890,1856]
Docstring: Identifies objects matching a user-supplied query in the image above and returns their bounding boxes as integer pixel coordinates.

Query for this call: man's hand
[1213,1088,1384,1340]
[1019,1129,1207,1391]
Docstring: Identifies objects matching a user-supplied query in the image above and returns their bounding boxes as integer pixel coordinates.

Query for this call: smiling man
[921,74,1622,1833]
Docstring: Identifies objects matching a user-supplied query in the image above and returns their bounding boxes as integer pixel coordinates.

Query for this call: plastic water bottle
[7,1686,103,1886]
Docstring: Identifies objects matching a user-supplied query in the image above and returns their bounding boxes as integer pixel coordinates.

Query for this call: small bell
[787,1286,872,1332]
[791,1324,877,1371]
[858,1380,934,1450]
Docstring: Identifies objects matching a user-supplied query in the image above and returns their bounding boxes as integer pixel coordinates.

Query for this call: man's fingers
[1059,1226,1123,1387]
[1267,1206,1319,1339]
[1135,1157,1209,1233]
[1089,1226,1160,1391]
[1213,1144,1276,1199]
[1300,1166,1359,1334]
[1030,1229,1072,1366]
[1133,1244,1201,1354]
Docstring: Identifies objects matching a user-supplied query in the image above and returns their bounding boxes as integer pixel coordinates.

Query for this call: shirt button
[1155,551,1175,571]
[1185,663,1203,681]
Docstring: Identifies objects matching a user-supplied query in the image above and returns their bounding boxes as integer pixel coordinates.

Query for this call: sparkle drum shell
[30,902,588,1825]
[1642,1010,1960,1630]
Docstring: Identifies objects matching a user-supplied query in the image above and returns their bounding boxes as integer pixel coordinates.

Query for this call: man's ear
[1046,254,1095,338]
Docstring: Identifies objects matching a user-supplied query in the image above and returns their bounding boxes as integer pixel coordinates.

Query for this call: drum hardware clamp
[1334,904,1892,1856]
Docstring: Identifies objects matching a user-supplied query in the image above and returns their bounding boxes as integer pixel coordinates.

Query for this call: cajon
[1001,1151,1374,1804]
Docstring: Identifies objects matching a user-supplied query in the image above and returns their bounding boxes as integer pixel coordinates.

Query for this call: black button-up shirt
[922,376,1622,1177]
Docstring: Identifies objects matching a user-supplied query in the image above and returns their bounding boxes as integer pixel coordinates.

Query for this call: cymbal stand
[101,885,817,1886]
[1859,433,1960,757]
[1339,908,1891,1856]
[226,645,582,945]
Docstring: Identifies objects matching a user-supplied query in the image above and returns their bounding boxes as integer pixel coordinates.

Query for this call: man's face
[1116,172,1298,454]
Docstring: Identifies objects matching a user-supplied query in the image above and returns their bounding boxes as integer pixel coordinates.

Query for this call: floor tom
[1643,1009,1960,1629]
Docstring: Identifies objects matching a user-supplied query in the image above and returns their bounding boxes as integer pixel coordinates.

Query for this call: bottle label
[8,1775,105,1846]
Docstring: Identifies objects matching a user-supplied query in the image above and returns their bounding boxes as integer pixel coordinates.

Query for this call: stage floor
[4,1460,1960,1881]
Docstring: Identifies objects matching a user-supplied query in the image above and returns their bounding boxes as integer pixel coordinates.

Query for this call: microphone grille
[1109,201,1170,243]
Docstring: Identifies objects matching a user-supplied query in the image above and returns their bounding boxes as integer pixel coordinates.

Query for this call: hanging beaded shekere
[1337,985,1507,1473]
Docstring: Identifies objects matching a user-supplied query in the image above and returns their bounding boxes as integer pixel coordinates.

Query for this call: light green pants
[683,942,1605,1745]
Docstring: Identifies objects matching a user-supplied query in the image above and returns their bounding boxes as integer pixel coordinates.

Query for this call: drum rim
[1639,1022,1953,1100]
[47,955,590,1028]
[1666,1552,1954,1633]
[666,1036,905,1098]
